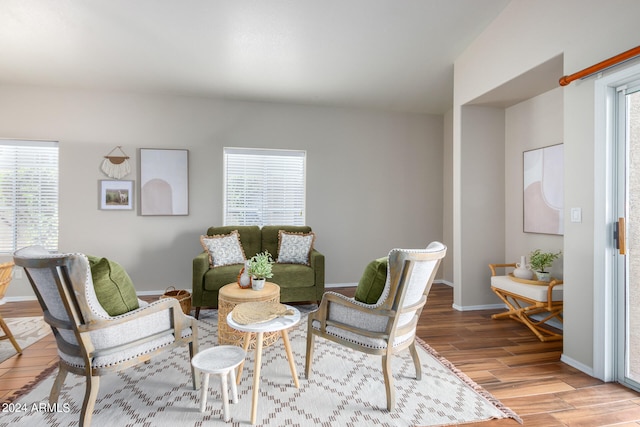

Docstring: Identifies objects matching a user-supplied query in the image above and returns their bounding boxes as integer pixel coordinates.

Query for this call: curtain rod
[559,45,640,86]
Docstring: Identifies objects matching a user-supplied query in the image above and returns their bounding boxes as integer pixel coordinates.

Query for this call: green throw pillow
[354,257,388,304]
[87,255,139,316]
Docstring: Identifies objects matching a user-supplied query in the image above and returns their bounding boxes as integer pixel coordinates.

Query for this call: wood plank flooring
[1,284,640,426]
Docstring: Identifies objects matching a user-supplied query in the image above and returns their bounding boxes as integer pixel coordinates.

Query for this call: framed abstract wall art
[523,143,564,235]
[139,148,189,216]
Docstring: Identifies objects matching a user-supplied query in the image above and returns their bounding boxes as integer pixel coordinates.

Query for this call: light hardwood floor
[2,284,640,426]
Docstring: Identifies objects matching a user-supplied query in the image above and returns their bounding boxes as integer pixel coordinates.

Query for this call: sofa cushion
[200,230,246,267]
[203,264,244,291]
[276,230,315,265]
[354,257,389,304]
[86,255,140,316]
[261,225,312,259]
[271,263,315,288]
[208,225,261,260]
[491,275,563,302]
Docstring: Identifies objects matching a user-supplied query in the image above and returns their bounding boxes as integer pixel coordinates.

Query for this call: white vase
[513,255,534,280]
[239,261,252,288]
[252,278,266,291]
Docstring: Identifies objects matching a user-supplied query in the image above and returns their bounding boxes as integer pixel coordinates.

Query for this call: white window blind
[224,148,306,226]
[0,140,59,253]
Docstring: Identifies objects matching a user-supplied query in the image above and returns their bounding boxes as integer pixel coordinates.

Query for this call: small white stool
[191,345,246,421]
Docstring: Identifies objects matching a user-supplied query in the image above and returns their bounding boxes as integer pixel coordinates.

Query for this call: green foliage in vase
[528,249,562,272]
[248,250,274,279]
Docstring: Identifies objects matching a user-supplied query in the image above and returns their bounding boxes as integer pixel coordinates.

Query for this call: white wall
[454,0,640,373]
[455,105,505,309]
[0,85,444,298]
[504,88,564,275]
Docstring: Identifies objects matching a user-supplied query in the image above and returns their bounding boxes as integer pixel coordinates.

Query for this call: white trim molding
[452,303,505,312]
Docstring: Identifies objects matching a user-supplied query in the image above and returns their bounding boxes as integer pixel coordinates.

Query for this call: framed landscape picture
[99,180,134,210]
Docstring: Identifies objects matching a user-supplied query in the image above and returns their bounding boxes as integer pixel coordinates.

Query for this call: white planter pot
[535,271,550,282]
[252,278,266,291]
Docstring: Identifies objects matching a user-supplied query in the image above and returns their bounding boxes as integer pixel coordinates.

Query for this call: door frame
[594,62,640,382]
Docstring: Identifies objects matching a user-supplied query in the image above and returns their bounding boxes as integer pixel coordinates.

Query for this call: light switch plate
[570,207,582,223]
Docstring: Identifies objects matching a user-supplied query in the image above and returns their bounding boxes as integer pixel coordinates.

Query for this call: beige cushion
[491,275,563,302]
[276,230,315,265]
[200,230,246,267]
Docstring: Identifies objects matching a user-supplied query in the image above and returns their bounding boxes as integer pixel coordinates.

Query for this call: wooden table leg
[250,331,264,425]
[281,329,299,388]
[236,331,252,385]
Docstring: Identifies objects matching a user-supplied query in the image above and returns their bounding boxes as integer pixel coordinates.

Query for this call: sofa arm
[309,249,325,299]
[192,252,210,304]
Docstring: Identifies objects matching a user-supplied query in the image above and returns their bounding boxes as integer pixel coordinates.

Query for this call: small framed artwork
[523,143,564,235]
[99,180,134,210]
[139,148,189,216]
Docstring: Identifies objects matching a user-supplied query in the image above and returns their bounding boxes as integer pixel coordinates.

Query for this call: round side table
[227,305,301,425]
[191,345,246,421]
[218,282,280,348]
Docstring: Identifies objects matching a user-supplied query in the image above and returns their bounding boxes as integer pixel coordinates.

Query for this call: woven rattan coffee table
[217,282,280,348]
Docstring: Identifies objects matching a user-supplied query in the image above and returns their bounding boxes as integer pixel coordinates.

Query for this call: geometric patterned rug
[0,309,521,426]
[0,317,50,364]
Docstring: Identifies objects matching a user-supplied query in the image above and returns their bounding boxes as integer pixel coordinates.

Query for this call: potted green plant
[528,249,562,282]
[247,250,274,291]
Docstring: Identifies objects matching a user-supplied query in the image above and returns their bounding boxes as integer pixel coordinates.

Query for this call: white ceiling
[0,0,513,114]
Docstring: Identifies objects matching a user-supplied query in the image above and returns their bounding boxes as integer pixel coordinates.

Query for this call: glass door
[616,82,640,391]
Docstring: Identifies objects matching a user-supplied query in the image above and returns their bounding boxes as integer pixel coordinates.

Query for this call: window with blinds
[0,140,59,253]
[224,148,306,226]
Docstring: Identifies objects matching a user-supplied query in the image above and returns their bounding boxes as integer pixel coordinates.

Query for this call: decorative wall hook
[101,146,131,179]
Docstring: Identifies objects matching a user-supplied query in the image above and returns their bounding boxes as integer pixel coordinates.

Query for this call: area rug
[0,317,50,364]
[1,310,520,426]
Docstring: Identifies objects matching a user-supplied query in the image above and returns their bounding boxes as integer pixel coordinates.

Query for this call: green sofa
[192,225,325,318]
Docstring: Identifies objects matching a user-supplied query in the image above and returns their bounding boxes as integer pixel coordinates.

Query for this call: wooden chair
[305,243,447,411]
[0,261,22,354]
[14,246,200,427]
[489,263,563,342]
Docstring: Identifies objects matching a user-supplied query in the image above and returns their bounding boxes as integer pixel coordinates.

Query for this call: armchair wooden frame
[306,245,446,411]
[0,261,22,354]
[489,263,563,342]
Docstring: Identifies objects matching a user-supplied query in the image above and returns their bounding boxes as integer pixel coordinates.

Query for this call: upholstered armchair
[13,246,200,427]
[305,242,446,411]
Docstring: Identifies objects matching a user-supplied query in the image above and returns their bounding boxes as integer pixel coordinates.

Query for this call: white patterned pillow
[200,230,246,268]
[277,230,315,265]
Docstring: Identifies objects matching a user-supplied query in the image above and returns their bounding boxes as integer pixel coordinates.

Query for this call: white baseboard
[139,284,361,295]
[2,295,37,303]
[0,280,472,301]
[437,279,453,287]
[325,279,450,290]
[452,303,505,311]
[325,282,357,288]
[561,353,594,377]
[5,286,358,301]
[136,290,167,296]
